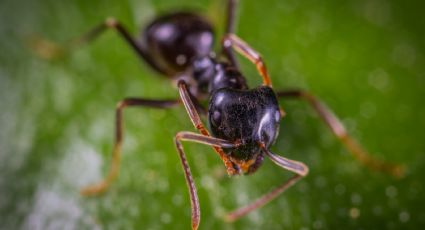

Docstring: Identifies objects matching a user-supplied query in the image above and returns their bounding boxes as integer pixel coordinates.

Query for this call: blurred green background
[1,0,424,229]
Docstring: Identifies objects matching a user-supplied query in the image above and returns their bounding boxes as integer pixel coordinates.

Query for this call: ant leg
[177,80,238,175]
[276,89,405,178]
[221,0,239,67]
[174,131,236,230]
[225,145,308,222]
[30,18,166,74]
[225,0,238,34]
[222,34,272,87]
[80,98,180,196]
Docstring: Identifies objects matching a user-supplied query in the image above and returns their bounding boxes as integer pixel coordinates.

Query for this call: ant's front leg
[276,89,405,178]
[29,18,165,74]
[80,98,180,196]
[174,131,236,230]
[177,80,238,175]
[225,145,309,222]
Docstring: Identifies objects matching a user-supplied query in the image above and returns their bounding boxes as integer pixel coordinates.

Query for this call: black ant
[31,0,404,229]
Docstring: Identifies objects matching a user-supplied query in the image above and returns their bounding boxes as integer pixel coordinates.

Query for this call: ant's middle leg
[276,89,405,178]
[80,97,180,196]
[30,18,165,74]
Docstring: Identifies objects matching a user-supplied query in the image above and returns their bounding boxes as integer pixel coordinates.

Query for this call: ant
[31,0,404,229]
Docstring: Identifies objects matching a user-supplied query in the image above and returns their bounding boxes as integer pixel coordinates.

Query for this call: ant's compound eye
[257,108,280,147]
[211,110,221,126]
[275,110,281,122]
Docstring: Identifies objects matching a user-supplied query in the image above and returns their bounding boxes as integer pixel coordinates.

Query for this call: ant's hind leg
[80,98,180,196]
[29,18,165,74]
[225,0,238,34]
[221,0,239,67]
[276,89,405,178]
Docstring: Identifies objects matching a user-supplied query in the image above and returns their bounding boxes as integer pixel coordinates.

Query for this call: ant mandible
[32,0,404,229]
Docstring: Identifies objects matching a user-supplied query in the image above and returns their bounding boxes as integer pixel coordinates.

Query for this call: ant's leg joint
[116,100,127,110]
[105,17,119,28]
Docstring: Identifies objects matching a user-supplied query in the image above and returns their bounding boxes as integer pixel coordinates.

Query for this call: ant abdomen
[142,12,214,76]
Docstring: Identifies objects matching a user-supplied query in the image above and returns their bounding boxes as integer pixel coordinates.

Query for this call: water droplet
[337,208,346,217]
[360,101,377,119]
[349,207,360,219]
[157,179,169,192]
[373,205,383,216]
[361,0,391,26]
[201,176,214,189]
[23,189,85,229]
[128,206,139,218]
[321,202,330,212]
[399,211,410,223]
[368,68,391,92]
[335,184,346,196]
[161,212,172,224]
[386,185,398,198]
[313,220,323,229]
[351,193,362,205]
[315,176,327,188]
[392,43,416,68]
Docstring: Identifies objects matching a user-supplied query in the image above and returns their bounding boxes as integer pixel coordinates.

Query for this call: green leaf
[1,0,424,229]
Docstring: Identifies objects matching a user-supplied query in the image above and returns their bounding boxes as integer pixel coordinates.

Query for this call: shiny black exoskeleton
[208,86,280,167]
[142,12,214,76]
[142,12,280,174]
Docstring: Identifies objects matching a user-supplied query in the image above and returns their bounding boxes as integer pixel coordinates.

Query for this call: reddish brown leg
[29,18,166,74]
[177,80,238,175]
[80,98,180,196]
[222,34,272,87]
[277,89,405,178]
[174,131,236,230]
[225,145,308,221]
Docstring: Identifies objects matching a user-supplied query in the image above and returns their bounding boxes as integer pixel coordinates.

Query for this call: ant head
[208,86,281,165]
